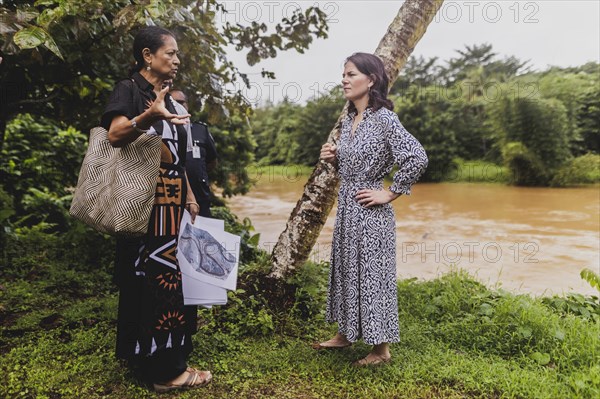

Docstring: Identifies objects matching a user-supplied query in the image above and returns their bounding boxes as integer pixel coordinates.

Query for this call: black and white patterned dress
[325,106,428,345]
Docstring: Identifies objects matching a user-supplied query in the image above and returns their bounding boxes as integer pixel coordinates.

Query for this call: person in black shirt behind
[170,89,218,217]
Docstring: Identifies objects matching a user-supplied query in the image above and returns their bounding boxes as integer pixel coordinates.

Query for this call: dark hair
[129,26,175,76]
[170,89,187,101]
[344,52,394,114]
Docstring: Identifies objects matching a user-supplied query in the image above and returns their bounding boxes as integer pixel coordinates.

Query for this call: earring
[146,65,151,71]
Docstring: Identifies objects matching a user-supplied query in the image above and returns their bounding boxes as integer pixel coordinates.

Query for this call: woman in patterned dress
[101,26,211,391]
[317,53,428,366]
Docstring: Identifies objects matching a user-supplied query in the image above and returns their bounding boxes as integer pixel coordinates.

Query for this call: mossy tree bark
[269,0,445,279]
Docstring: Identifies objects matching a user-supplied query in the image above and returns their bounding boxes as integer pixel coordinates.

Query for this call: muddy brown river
[228,171,599,296]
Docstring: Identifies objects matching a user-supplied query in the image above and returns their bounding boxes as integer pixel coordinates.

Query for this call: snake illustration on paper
[179,223,236,280]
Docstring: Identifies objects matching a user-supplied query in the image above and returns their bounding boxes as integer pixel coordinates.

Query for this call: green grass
[247,163,314,184]
[1,252,598,399]
[246,158,600,188]
[442,158,512,184]
[248,161,514,185]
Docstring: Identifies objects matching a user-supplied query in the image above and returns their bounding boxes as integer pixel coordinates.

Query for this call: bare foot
[312,333,352,349]
[352,352,391,367]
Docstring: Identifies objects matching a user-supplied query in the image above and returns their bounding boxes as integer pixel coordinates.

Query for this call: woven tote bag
[69,127,161,236]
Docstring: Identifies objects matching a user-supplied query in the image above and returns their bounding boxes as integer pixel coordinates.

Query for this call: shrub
[489,96,572,185]
[210,206,261,265]
[397,270,600,374]
[0,114,87,215]
[501,141,548,185]
[551,153,600,186]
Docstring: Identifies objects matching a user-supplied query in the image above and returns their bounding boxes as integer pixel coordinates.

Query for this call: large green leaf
[42,33,63,60]
[12,25,63,59]
[13,26,46,49]
[529,351,551,366]
[581,268,600,291]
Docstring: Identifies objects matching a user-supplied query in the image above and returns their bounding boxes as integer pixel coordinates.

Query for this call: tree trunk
[269,0,445,279]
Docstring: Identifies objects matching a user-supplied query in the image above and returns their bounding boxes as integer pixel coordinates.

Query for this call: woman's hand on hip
[146,85,190,125]
[320,143,337,163]
[355,189,399,207]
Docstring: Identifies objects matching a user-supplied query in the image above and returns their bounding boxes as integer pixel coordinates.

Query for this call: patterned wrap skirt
[115,162,195,361]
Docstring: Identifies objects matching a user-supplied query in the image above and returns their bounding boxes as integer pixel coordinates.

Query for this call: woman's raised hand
[147,85,190,125]
[320,143,337,163]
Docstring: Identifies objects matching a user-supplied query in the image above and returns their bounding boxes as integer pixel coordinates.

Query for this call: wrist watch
[130,117,149,133]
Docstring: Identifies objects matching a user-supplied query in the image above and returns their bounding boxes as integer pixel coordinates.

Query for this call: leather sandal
[311,340,352,350]
[352,354,391,367]
[153,367,212,393]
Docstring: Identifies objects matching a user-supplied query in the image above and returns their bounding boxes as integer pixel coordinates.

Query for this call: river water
[228,171,599,296]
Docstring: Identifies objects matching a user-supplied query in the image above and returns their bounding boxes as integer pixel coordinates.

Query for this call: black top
[186,122,218,200]
[100,72,187,167]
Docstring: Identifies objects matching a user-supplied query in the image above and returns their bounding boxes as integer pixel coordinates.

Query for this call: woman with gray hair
[101,26,210,392]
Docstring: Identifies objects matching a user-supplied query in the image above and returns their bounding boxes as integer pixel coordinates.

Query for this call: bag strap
[129,78,144,116]
[171,97,193,153]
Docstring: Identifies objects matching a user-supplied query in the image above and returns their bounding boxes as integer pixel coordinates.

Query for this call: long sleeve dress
[325,106,428,345]
[100,72,195,381]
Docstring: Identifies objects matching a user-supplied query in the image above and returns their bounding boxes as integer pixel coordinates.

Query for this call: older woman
[100,26,211,392]
[317,53,428,366]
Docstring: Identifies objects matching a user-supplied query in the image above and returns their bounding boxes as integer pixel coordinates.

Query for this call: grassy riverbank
[1,230,598,399]
[247,156,600,187]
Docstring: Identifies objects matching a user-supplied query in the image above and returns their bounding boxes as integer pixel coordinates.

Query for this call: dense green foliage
[490,96,571,185]
[253,90,345,165]
[551,153,600,187]
[576,86,600,154]
[204,114,258,197]
[249,44,599,187]
[0,113,87,230]
[393,86,458,182]
[0,0,330,196]
[0,0,328,125]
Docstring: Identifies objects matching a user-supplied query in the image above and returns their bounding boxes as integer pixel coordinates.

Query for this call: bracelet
[185,201,199,207]
[130,117,149,133]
